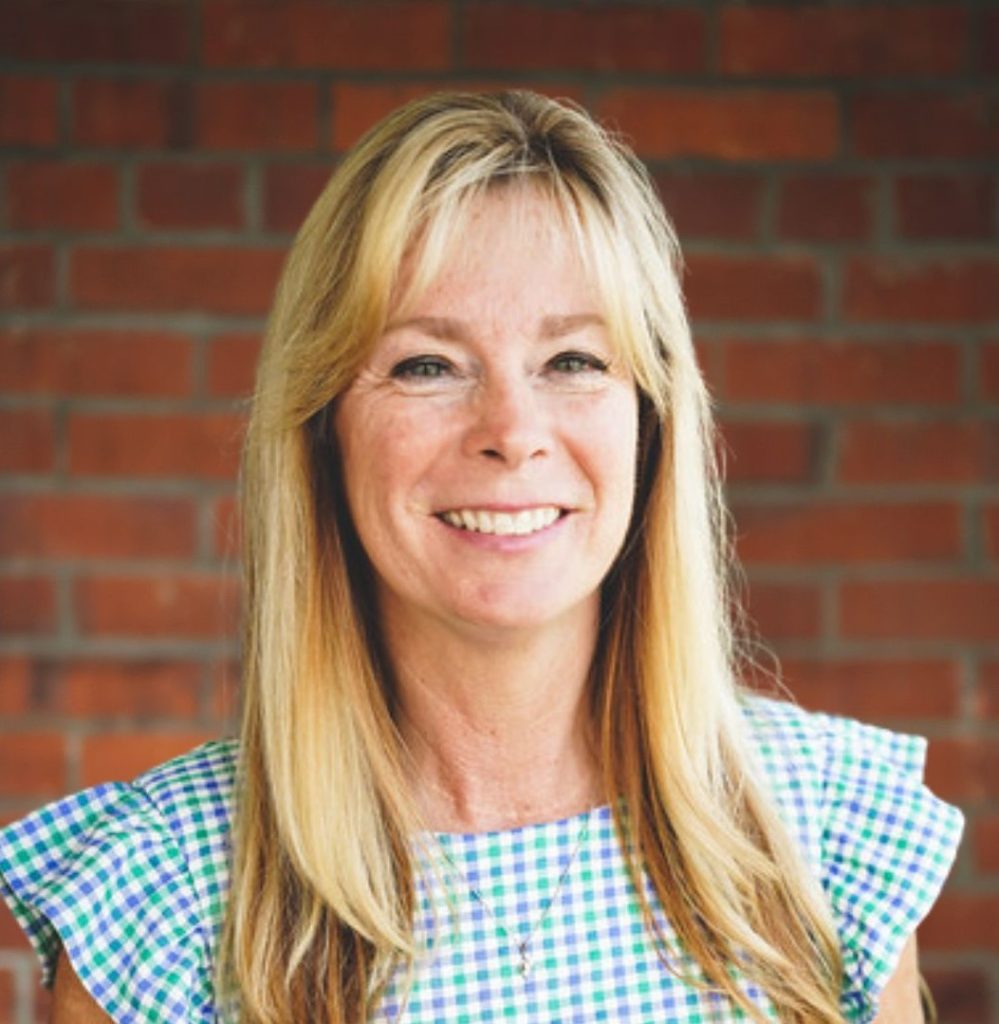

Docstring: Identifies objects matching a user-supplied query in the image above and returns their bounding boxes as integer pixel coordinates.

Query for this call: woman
[2,91,961,1023]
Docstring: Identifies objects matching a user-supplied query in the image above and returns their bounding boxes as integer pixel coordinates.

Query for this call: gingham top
[0,698,963,1023]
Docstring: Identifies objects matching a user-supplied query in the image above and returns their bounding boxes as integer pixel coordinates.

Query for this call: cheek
[339,403,445,519]
[585,391,640,488]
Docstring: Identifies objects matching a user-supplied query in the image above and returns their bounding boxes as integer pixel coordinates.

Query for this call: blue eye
[549,351,609,374]
[390,356,453,379]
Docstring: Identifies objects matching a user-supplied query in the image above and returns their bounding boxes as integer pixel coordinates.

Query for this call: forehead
[390,185,599,322]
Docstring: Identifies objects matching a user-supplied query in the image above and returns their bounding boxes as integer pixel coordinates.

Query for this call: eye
[390,355,454,380]
[548,350,609,375]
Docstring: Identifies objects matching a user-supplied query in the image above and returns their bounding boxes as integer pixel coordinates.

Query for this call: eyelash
[548,350,609,374]
[390,355,453,380]
[389,351,609,380]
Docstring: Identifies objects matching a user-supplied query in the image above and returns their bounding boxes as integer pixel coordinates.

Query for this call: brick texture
[463,5,706,73]
[720,6,968,77]
[0,75,58,146]
[137,162,244,230]
[1,4,996,1021]
[0,328,193,396]
[5,162,118,231]
[599,89,839,161]
[0,1,190,65]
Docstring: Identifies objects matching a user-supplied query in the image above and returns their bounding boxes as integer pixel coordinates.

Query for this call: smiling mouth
[438,506,563,537]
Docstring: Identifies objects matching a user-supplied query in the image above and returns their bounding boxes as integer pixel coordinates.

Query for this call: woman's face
[334,188,639,640]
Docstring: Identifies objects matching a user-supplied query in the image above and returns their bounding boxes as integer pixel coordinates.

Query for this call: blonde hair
[225,91,844,1022]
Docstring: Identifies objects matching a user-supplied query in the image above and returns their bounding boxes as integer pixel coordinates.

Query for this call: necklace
[432,807,594,980]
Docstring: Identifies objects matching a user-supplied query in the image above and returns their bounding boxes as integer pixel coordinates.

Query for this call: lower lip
[436,512,569,551]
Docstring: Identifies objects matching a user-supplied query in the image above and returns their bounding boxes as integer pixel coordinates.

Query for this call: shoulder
[739,694,964,1022]
[131,738,239,848]
[0,739,239,1021]
[739,693,929,785]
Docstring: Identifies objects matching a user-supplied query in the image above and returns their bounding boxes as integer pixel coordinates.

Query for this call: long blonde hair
[225,90,844,1022]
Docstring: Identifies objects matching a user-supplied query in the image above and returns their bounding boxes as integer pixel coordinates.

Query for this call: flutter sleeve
[819,715,964,1022]
[0,779,216,1023]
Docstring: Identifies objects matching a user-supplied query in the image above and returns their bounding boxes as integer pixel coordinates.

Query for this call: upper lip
[434,502,568,513]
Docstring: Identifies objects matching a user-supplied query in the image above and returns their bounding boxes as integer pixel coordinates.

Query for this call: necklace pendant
[518,950,533,978]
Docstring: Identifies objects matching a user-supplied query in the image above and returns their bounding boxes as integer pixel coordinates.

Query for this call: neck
[384,602,603,833]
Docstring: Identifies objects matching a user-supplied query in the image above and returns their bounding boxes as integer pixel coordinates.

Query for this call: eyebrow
[384,313,605,341]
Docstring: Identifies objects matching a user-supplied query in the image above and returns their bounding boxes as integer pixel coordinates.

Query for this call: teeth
[440,507,561,536]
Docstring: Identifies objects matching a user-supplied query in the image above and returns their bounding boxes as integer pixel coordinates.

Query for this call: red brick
[0,900,30,945]
[852,92,999,158]
[206,333,260,397]
[721,339,960,406]
[778,175,873,242]
[838,420,999,485]
[779,658,960,720]
[6,162,118,232]
[212,493,239,559]
[0,327,192,397]
[895,174,998,241]
[927,738,999,803]
[196,81,317,152]
[983,341,999,402]
[598,89,838,161]
[69,412,244,479]
[73,78,192,149]
[331,82,444,151]
[59,660,202,719]
[465,5,705,73]
[0,1,189,63]
[0,657,203,719]
[0,495,195,559]
[844,258,999,324]
[75,573,240,638]
[977,661,998,719]
[719,420,816,484]
[653,172,761,242]
[81,731,217,787]
[0,733,64,796]
[720,6,968,77]
[736,501,960,566]
[71,246,284,315]
[263,163,332,233]
[137,162,243,230]
[744,582,822,641]
[976,814,999,875]
[202,0,449,71]
[0,577,56,635]
[0,658,52,715]
[0,657,34,715]
[0,410,54,472]
[685,255,821,321]
[0,969,12,1022]
[839,579,999,642]
[0,245,54,309]
[0,75,58,146]
[207,658,241,721]
[983,10,999,74]
[986,505,999,563]
[922,967,993,1024]
[921,892,998,954]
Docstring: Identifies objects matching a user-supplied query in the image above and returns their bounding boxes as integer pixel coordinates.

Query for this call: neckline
[428,802,613,842]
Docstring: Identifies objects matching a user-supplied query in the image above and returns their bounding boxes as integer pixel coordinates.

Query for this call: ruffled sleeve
[819,716,964,1022]
[0,743,235,1023]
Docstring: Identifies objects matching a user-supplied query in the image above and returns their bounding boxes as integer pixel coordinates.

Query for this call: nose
[462,373,550,467]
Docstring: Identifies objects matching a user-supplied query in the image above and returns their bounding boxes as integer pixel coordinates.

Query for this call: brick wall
[1,2,997,1020]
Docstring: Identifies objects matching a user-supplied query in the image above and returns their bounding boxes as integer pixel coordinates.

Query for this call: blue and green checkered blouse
[0,697,963,1023]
